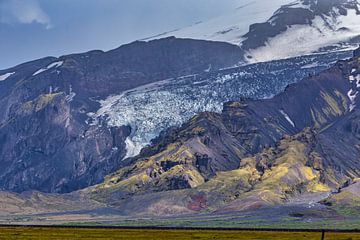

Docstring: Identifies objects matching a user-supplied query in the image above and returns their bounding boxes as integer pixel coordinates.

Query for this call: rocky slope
[87,47,360,216]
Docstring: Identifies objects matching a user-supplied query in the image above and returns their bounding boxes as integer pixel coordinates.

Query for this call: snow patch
[65,85,76,102]
[301,62,319,69]
[347,89,358,112]
[356,75,360,88]
[0,72,15,81]
[280,110,295,128]
[33,61,63,76]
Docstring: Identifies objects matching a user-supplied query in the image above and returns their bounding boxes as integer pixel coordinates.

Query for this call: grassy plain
[0,228,359,240]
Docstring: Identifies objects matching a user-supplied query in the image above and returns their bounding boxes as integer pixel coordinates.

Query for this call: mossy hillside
[324,181,360,207]
[91,140,207,198]
[17,92,65,115]
[199,128,346,210]
[90,124,359,214]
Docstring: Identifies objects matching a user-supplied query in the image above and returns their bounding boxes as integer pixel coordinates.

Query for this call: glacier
[92,51,352,158]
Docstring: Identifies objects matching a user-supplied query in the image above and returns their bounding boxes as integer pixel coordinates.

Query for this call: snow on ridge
[33,61,63,76]
[149,0,291,45]
[280,110,296,127]
[149,0,359,63]
[0,72,15,81]
[247,9,360,63]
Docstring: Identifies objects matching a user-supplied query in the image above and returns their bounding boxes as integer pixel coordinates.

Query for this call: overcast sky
[0,0,243,69]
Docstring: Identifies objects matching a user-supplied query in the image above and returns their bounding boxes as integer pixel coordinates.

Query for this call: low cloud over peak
[0,0,51,28]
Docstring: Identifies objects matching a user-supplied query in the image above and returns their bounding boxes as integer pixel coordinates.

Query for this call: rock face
[0,92,130,193]
[0,38,243,193]
[89,48,360,215]
[354,46,360,57]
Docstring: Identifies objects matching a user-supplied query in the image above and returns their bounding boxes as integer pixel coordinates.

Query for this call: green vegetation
[18,92,64,114]
[95,217,360,230]
[0,227,360,240]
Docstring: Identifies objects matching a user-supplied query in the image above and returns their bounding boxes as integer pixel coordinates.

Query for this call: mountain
[152,0,360,63]
[0,38,243,193]
[0,42,358,227]
[87,46,360,216]
[0,0,358,195]
[0,34,352,194]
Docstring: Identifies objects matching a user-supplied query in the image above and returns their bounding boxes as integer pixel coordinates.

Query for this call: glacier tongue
[94,78,224,158]
[92,51,352,159]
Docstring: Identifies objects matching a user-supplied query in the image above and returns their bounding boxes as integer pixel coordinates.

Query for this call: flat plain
[0,228,360,240]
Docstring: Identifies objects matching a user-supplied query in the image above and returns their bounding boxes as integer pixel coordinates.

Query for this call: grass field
[0,228,360,240]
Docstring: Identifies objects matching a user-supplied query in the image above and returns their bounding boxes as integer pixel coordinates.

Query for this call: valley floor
[2,204,360,230]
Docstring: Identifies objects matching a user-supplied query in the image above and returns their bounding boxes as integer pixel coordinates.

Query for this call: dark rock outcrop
[354,45,360,57]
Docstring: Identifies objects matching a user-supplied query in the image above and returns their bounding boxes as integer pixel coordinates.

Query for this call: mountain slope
[88,47,360,216]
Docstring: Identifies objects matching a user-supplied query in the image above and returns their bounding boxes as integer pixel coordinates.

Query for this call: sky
[0,0,242,70]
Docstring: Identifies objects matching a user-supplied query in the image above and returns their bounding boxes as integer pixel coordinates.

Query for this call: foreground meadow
[0,228,359,240]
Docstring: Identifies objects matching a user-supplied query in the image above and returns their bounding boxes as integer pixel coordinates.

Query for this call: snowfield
[248,9,360,63]
[150,0,360,63]
[150,0,291,45]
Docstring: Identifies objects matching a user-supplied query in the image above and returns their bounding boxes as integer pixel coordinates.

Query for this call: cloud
[0,0,52,28]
